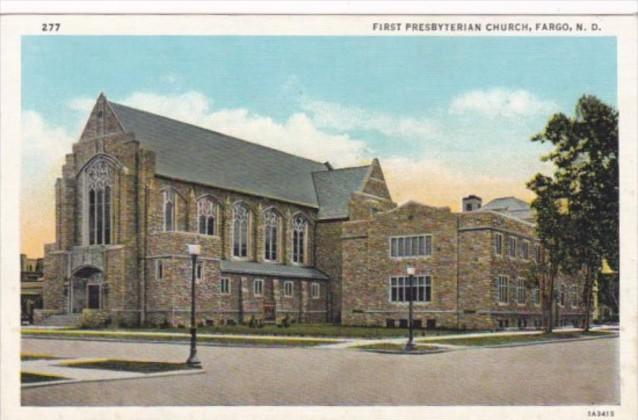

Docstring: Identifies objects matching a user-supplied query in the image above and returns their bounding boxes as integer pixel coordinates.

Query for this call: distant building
[37,94,587,329]
[20,254,44,323]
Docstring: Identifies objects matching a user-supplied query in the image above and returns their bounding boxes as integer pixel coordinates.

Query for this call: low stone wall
[33,309,64,324]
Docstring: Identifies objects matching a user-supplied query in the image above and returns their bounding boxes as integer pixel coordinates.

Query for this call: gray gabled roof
[312,166,370,220]
[220,260,328,280]
[109,102,329,208]
[481,196,534,222]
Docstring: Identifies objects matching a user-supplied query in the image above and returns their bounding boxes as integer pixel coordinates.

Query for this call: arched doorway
[70,266,104,313]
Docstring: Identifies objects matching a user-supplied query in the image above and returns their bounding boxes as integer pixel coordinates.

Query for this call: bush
[80,309,111,329]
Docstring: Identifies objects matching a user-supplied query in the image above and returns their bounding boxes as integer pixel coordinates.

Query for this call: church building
[38,94,587,330]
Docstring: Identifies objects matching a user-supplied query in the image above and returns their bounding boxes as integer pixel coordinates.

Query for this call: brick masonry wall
[342,202,459,329]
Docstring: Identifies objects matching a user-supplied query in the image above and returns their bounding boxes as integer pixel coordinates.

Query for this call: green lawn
[123,323,466,339]
[357,343,443,352]
[21,372,68,384]
[61,359,197,373]
[423,331,613,347]
[22,329,336,347]
[21,353,59,361]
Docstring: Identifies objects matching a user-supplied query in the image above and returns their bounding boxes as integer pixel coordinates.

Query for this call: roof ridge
[312,164,371,175]
[109,100,327,167]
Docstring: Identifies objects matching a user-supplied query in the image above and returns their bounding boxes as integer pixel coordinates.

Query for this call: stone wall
[342,202,459,329]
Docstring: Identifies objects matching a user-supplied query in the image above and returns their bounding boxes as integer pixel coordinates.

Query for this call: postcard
[1,9,636,420]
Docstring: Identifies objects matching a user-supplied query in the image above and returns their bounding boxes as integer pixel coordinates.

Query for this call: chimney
[462,195,482,212]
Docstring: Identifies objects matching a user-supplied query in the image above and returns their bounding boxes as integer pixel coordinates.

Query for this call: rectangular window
[571,286,578,307]
[196,262,203,281]
[497,275,509,304]
[253,278,264,296]
[520,240,529,260]
[559,284,566,306]
[155,260,163,281]
[220,277,231,295]
[516,278,526,304]
[389,275,431,303]
[390,235,432,258]
[507,236,517,258]
[494,232,503,256]
[311,282,320,299]
[284,281,294,297]
[532,286,541,305]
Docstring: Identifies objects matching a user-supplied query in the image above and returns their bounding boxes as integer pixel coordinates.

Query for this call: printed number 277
[42,23,61,32]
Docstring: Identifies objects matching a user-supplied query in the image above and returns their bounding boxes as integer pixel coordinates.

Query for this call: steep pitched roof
[481,196,534,222]
[312,166,370,220]
[109,101,329,207]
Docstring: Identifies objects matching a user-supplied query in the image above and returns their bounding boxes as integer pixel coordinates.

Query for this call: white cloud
[116,91,370,167]
[67,97,96,115]
[301,99,439,140]
[21,111,76,254]
[449,88,558,119]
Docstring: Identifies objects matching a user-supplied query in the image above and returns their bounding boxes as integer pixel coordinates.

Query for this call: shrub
[80,309,111,329]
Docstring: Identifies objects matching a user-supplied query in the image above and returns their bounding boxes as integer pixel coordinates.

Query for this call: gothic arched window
[85,157,113,245]
[163,190,176,232]
[292,214,308,264]
[232,203,250,258]
[264,209,280,262]
[197,197,217,236]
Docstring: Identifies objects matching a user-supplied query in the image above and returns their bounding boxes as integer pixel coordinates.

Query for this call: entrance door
[87,284,101,309]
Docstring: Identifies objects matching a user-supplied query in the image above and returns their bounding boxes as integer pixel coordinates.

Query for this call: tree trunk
[583,266,594,332]
[544,271,556,334]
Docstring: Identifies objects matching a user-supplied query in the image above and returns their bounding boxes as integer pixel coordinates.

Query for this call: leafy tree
[527,174,570,333]
[528,95,618,331]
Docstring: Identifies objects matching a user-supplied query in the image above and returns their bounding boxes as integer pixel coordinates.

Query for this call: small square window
[254,279,264,296]
[196,262,203,281]
[284,281,294,297]
[155,260,164,280]
[220,277,231,295]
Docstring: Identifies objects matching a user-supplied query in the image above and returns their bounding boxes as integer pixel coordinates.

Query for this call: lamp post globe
[186,244,202,368]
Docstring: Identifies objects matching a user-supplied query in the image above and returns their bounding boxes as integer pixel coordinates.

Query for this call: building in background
[37,94,587,329]
[20,254,44,323]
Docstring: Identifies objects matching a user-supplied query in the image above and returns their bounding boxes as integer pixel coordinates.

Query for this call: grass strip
[423,330,613,347]
[21,372,69,383]
[103,324,466,339]
[60,359,197,373]
[357,343,442,351]
[21,353,59,361]
[22,329,335,347]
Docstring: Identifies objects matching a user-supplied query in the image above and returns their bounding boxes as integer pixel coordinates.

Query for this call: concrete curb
[422,334,618,352]
[22,366,205,389]
[358,348,449,356]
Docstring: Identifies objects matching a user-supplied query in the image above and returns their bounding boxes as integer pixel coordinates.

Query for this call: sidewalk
[22,325,616,350]
[21,356,204,389]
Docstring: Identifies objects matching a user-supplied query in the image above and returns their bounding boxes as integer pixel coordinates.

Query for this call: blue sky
[21,35,616,256]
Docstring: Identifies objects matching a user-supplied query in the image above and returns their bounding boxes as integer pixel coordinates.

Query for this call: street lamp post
[405,266,416,352]
[186,244,202,368]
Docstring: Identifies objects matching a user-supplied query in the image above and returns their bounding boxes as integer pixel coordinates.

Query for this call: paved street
[21,337,618,406]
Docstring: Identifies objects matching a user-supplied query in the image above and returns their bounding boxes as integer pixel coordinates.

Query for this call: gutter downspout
[141,184,149,325]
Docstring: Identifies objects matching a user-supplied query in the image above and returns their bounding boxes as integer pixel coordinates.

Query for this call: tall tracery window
[163,190,176,232]
[264,209,279,262]
[232,203,250,258]
[85,157,113,245]
[292,214,308,264]
[198,197,217,236]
